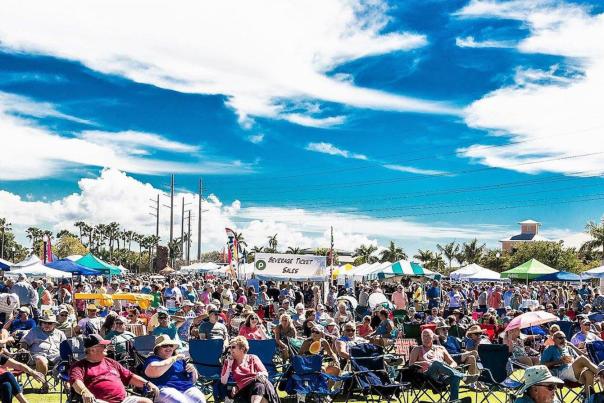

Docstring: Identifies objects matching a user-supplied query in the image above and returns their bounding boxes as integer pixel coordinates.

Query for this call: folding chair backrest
[393,310,407,324]
[496,308,507,318]
[292,354,323,374]
[554,321,575,340]
[132,335,156,358]
[403,323,421,343]
[477,344,509,383]
[60,339,74,361]
[248,339,277,376]
[589,313,604,323]
[587,340,604,365]
[67,336,86,361]
[349,343,385,372]
[449,325,466,339]
[189,339,225,379]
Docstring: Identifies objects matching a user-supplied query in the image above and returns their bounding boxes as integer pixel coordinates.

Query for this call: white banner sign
[254,253,326,277]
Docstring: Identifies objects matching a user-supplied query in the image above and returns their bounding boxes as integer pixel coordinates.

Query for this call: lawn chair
[449,325,466,339]
[553,320,575,340]
[130,334,156,373]
[248,339,287,384]
[587,340,604,365]
[347,343,407,402]
[401,323,421,344]
[283,354,349,402]
[57,336,86,403]
[189,339,226,401]
[393,310,407,327]
[398,364,451,403]
[475,344,523,403]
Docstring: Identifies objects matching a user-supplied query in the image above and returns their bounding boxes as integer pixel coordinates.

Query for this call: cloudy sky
[0,0,603,254]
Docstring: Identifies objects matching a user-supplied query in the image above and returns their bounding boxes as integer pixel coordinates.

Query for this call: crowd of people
[1,272,604,402]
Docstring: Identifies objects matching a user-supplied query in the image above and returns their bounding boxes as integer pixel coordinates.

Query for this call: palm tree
[583,218,604,264]
[0,218,11,259]
[26,227,43,249]
[286,246,302,254]
[74,221,86,243]
[379,241,407,263]
[234,232,247,248]
[456,252,467,267]
[437,241,460,270]
[427,252,446,272]
[105,222,121,260]
[414,249,434,264]
[94,224,107,252]
[267,234,278,252]
[82,223,93,247]
[461,239,486,264]
[354,244,378,264]
[56,229,76,239]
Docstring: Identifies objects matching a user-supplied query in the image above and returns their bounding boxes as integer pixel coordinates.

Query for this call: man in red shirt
[487,286,503,309]
[69,334,159,403]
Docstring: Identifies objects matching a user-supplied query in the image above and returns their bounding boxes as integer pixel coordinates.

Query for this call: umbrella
[367,293,393,310]
[336,295,358,310]
[46,259,101,276]
[505,311,558,332]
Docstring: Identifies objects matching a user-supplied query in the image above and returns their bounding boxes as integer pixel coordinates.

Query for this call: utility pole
[149,195,159,238]
[197,178,203,260]
[181,197,185,259]
[186,211,192,265]
[169,174,174,245]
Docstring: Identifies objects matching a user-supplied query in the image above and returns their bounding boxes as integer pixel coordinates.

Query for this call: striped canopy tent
[332,263,354,278]
[367,259,438,280]
[501,259,558,282]
[76,253,122,275]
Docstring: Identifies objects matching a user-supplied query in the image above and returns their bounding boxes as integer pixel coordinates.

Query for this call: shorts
[558,365,577,382]
[234,380,268,402]
[31,354,61,367]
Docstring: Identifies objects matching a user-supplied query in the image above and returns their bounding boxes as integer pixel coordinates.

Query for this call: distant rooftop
[518,219,540,225]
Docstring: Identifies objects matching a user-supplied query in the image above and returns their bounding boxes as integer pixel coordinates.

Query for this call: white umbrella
[367,292,393,310]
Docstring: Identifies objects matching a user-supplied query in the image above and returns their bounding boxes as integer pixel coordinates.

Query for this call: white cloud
[382,164,450,176]
[306,142,368,160]
[456,0,604,176]
[455,36,515,48]
[0,169,514,253]
[0,92,253,180]
[246,134,265,144]
[283,114,346,128]
[0,0,459,129]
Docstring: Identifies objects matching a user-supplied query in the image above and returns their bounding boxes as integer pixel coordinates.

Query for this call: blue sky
[0,0,603,254]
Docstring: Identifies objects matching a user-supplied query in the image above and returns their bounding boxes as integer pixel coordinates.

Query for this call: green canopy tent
[500,259,558,283]
[76,253,122,276]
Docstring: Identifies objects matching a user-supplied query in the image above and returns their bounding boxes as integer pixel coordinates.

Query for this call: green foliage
[479,249,510,272]
[354,244,378,264]
[506,241,582,272]
[53,235,88,258]
[379,241,407,263]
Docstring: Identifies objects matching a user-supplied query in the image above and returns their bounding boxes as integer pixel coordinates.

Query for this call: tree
[582,218,604,264]
[461,239,486,264]
[286,246,302,254]
[426,252,446,273]
[106,222,121,260]
[74,221,86,243]
[353,244,378,264]
[53,235,88,259]
[267,234,278,252]
[56,229,76,239]
[379,241,407,263]
[437,241,459,270]
[0,218,11,259]
[26,226,43,249]
[234,232,247,248]
[414,249,434,264]
[480,249,509,272]
[506,241,583,272]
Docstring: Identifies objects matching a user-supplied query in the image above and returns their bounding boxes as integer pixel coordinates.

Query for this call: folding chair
[401,323,421,344]
[398,364,450,403]
[57,337,86,403]
[248,339,287,384]
[554,321,575,340]
[392,310,407,328]
[587,340,604,365]
[589,313,604,323]
[449,325,466,339]
[475,344,523,403]
[189,339,226,401]
[283,354,349,402]
[348,343,407,402]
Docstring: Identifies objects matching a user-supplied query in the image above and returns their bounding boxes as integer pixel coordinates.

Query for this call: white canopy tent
[585,265,604,278]
[11,255,42,268]
[65,255,83,261]
[352,262,387,281]
[180,262,221,273]
[450,263,503,282]
[7,263,72,278]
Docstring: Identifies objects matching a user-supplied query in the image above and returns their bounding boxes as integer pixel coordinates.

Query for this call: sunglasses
[160,345,175,349]
[60,314,68,317]
[555,336,566,340]
[312,330,322,334]
[345,328,355,332]
[537,384,557,391]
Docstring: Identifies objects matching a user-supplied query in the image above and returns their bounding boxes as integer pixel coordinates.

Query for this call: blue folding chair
[189,339,226,401]
[553,321,575,340]
[476,344,523,403]
[284,354,348,402]
[348,343,406,402]
[587,340,604,365]
[247,339,287,384]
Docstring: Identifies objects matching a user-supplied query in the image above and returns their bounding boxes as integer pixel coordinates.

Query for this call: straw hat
[434,319,450,330]
[39,313,57,324]
[154,335,179,350]
[518,365,563,395]
[86,304,99,311]
[466,324,486,335]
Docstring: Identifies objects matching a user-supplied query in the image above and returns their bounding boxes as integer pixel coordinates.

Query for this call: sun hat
[18,307,30,315]
[518,365,563,395]
[182,300,194,307]
[39,314,57,324]
[114,315,126,323]
[466,324,486,335]
[435,319,450,330]
[154,335,180,350]
[86,304,99,311]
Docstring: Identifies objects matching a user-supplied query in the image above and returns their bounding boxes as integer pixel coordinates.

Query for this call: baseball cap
[84,334,111,349]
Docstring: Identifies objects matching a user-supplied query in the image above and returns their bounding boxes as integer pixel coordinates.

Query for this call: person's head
[597,363,604,386]
[325,319,337,333]
[311,324,324,340]
[39,314,57,333]
[295,303,305,315]
[466,325,485,340]
[317,304,325,314]
[342,322,356,338]
[229,335,249,359]
[86,304,99,318]
[17,306,30,319]
[553,330,567,346]
[279,314,293,329]
[362,315,371,325]
[396,284,403,292]
[378,308,388,320]
[549,324,561,335]
[58,307,69,323]
[113,315,127,333]
[244,313,261,328]
[338,303,347,313]
[581,319,592,333]
[431,307,438,316]
[84,334,111,362]
[521,365,563,403]
[154,335,179,359]
[208,309,220,323]
[157,311,170,326]
[421,329,435,348]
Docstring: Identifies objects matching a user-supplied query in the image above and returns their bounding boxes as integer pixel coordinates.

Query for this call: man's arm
[129,373,159,396]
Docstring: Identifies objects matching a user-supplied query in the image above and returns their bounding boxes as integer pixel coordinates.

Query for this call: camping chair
[131,334,156,373]
[57,337,87,403]
[11,350,36,391]
[554,321,575,341]
[248,339,287,384]
[283,354,349,402]
[189,339,226,401]
[475,344,523,403]
[347,343,407,403]
[392,310,407,327]
[587,340,604,365]
[589,313,604,323]
[401,323,421,344]
[398,364,451,403]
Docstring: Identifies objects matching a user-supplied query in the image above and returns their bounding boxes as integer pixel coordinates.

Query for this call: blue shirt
[9,318,36,332]
[152,323,178,340]
[541,345,576,376]
[144,356,193,391]
[441,336,462,355]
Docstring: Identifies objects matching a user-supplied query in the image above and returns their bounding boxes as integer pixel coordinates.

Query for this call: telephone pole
[169,174,174,244]
[186,211,192,265]
[149,194,159,238]
[197,178,203,260]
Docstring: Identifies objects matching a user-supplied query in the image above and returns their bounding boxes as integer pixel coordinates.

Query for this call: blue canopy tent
[533,271,591,282]
[46,259,101,276]
[0,258,11,271]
